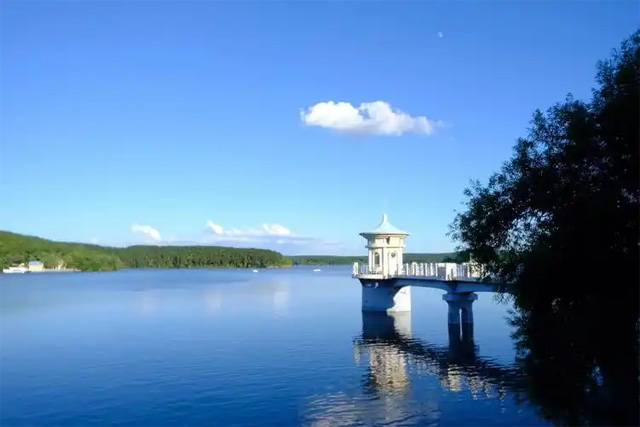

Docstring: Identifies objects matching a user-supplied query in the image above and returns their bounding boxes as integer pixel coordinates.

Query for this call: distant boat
[313,268,321,272]
[252,269,259,273]
[2,266,28,274]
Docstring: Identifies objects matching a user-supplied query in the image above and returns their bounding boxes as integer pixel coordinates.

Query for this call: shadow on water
[508,304,640,427]
[355,310,639,426]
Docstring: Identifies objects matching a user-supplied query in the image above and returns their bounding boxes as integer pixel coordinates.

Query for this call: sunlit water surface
[0,267,548,426]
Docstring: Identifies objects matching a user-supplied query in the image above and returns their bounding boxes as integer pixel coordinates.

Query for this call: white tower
[359,214,409,277]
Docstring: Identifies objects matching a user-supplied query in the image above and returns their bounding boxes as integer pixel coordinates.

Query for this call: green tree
[450,30,639,315]
[449,31,639,426]
[0,231,292,271]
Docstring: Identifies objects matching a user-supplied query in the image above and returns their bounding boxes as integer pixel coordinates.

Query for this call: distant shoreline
[26,269,80,273]
[0,265,302,274]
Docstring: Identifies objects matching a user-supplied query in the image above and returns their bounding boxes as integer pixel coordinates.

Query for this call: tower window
[386,237,390,244]
[374,252,380,266]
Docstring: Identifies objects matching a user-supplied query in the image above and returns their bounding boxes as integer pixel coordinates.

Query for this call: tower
[359,214,409,277]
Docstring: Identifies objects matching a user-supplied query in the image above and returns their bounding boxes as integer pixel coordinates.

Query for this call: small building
[28,260,44,271]
[359,214,409,277]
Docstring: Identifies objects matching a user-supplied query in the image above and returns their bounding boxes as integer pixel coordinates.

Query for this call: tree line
[0,230,474,272]
[0,231,292,271]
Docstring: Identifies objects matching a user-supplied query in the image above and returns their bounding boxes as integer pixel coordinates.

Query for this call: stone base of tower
[360,281,411,312]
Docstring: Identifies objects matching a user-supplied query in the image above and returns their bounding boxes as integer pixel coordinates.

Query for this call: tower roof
[360,214,409,236]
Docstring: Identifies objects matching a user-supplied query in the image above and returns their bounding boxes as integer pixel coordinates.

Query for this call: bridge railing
[352,262,484,280]
[353,264,383,276]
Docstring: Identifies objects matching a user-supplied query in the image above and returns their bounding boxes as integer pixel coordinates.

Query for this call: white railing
[352,261,484,280]
[353,264,383,276]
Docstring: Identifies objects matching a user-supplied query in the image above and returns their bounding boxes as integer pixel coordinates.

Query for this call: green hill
[0,230,466,272]
[0,231,292,271]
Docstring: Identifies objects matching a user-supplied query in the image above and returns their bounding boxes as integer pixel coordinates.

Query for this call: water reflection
[307,313,520,426]
[354,312,518,399]
[204,290,222,314]
[509,306,639,426]
[272,285,290,318]
[358,312,412,394]
[130,281,291,317]
[134,292,158,316]
[352,307,639,426]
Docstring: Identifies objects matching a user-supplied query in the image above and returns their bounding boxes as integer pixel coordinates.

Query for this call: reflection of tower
[362,311,412,339]
[359,312,412,394]
[440,322,477,392]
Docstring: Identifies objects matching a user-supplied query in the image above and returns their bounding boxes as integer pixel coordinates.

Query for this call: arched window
[374,252,381,266]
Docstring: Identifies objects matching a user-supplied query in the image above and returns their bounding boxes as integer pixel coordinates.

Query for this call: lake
[0,266,547,426]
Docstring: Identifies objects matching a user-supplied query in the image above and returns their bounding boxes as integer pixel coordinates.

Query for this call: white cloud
[90,237,98,244]
[206,221,224,235]
[131,224,162,242]
[300,101,444,136]
[437,31,444,38]
[262,223,291,236]
[206,221,292,238]
[201,220,342,254]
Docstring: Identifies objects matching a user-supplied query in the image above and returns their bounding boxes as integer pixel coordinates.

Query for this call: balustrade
[352,261,483,280]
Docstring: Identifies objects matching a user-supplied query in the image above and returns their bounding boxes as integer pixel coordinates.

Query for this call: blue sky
[1,1,637,255]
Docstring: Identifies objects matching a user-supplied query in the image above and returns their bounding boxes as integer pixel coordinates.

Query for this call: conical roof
[360,214,409,236]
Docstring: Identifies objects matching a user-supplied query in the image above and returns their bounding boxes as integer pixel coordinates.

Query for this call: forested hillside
[120,245,291,269]
[0,231,466,272]
[0,231,292,271]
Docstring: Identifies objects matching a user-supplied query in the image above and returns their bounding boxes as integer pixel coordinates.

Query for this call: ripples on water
[0,267,548,426]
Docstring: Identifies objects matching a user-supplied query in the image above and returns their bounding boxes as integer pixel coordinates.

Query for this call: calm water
[0,266,548,426]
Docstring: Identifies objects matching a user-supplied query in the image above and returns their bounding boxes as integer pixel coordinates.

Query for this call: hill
[0,231,292,271]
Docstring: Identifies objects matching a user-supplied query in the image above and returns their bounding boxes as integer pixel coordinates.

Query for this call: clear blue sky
[1,1,637,255]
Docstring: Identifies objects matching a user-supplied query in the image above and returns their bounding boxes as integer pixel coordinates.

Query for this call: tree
[450,30,639,316]
[449,30,639,426]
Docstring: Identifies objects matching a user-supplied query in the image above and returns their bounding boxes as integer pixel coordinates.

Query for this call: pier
[352,215,500,324]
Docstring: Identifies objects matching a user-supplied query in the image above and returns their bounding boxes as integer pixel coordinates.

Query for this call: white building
[359,214,409,277]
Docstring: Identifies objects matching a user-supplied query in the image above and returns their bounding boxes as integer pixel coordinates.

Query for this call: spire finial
[382,213,388,223]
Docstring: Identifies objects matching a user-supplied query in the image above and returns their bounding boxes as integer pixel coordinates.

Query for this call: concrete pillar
[361,282,411,312]
[442,293,478,324]
[445,298,462,324]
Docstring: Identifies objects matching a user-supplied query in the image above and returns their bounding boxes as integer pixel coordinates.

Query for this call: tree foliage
[450,31,639,316]
[450,30,639,426]
[0,231,291,271]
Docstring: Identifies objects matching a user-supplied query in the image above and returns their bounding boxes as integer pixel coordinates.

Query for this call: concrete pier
[442,293,478,324]
[361,282,411,312]
[354,215,493,323]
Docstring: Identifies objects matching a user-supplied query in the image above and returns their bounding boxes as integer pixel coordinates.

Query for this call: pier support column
[442,293,478,324]
[361,281,411,312]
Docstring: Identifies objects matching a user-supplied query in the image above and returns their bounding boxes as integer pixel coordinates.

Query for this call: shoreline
[28,269,80,273]
[1,265,299,274]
